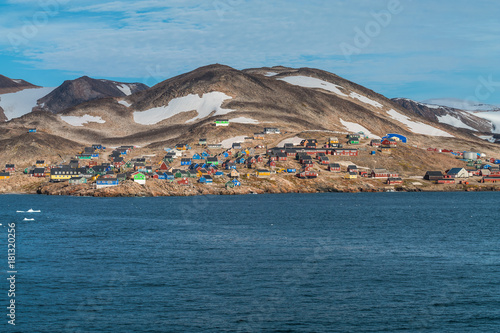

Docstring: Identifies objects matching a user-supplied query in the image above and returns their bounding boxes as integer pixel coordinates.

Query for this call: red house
[328,163,341,172]
[371,168,389,178]
[437,178,455,184]
[381,139,397,147]
[387,177,403,185]
[32,168,46,177]
[5,164,15,172]
[177,177,189,186]
[298,171,318,179]
[159,161,169,170]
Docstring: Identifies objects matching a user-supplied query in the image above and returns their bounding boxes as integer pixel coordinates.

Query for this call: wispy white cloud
[0,0,499,104]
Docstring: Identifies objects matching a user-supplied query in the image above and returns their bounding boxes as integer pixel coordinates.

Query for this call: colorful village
[2,125,500,196]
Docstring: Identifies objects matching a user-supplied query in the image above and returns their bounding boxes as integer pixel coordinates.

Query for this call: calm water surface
[0,192,499,332]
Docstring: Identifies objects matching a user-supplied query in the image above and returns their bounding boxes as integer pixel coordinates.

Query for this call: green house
[69,177,87,185]
[77,154,92,160]
[215,119,229,126]
[349,139,359,145]
[132,172,146,184]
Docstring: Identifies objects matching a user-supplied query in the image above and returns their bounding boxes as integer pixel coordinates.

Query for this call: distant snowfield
[278,136,304,146]
[118,100,132,107]
[221,136,247,148]
[60,115,106,126]
[230,117,259,124]
[133,92,234,125]
[387,109,453,137]
[472,111,500,133]
[422,98,500,111]
[116,84,132,96]
[348,92,383,108]
[339,119,381,139]
[436,114,476,131]
[477,135,496,143]
[0,87,55,120]
[278,76,347,96]
[264,72,278,77]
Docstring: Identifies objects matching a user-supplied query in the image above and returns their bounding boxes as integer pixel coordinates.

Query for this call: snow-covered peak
[422,98,500,112]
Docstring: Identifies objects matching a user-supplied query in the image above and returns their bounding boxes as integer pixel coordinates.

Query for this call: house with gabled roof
[446,168,468,178]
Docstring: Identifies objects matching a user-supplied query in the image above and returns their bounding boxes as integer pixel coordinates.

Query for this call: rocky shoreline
[33,179,500,197]
[2,174,499,198]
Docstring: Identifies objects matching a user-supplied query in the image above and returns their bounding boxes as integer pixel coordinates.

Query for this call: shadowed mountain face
[35,76,149,114]
[0,74,38,94]
[392,98,492,132]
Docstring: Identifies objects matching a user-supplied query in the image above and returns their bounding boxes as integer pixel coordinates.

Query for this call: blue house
[236,157,246,164]
[96,178,119,189]
[91,153,99,158]
[222,152,229,158]
[192,153,202,160]
[383,133,407,143]
[92,144,102,150]
[181,158,192,166]
[28,128,37,133]
[165,172,175,180]
[157,173,166,180]
[215,171,224,176]
[232,179,241,186]
[199,175,213,184]
[287,168,297,173]
[201,151,209,158]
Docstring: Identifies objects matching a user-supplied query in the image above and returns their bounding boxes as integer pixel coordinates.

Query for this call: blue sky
[1,0,499,104]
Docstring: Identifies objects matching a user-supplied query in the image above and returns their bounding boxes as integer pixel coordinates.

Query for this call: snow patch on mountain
[116,84,132,96]
[0,87,55,120]
[118,100,132,107]
[133,92,234,125]
[279,76,383,108]
[221,136,247,148]
[60,115,106,126]
[472,111,500,133]
[339,118,381,139]
[278,76,348,96]
[436,114,476,131]
[264,72,278,77]
[348,92,383,108]
[230,117,259,124]
[278,136,304,146]
[387,109,453,137]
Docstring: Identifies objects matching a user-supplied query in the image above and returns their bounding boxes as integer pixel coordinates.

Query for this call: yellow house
[344,172,357,179]
[50,168,84,181]
[329,137,339,144]
[0,172,10,180]
[256,169,271,178]
[35,160,47,168]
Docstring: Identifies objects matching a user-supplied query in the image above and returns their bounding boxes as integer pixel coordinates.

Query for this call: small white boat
[16,210,25,213]
[23,218,35,221]
[27,209,41,213]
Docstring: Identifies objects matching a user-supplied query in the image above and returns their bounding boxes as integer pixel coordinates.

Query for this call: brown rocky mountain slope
[1,64,498,156]
[34,76,149,114]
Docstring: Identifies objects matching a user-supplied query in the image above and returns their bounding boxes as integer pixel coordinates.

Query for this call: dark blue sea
[1,192,500,332]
